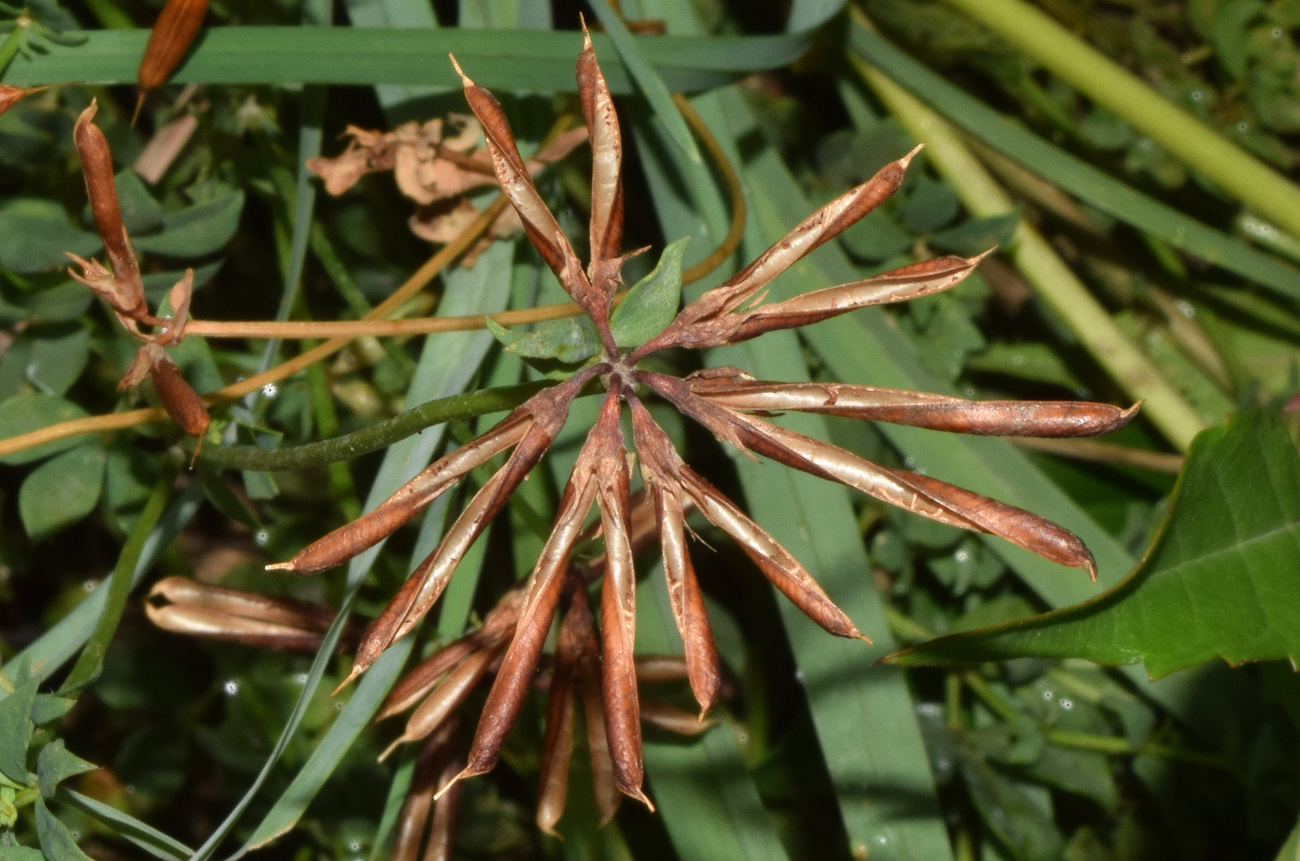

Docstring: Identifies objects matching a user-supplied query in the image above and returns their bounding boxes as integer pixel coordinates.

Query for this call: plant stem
[933,0,1300,244]
[849,31,1207,453]
[196,380,565,470]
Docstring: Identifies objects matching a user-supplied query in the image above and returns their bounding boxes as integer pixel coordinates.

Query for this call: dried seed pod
[577,643,621,825]
[688,374,1138,438]
[381,646,500,761]
[450,55,597,315]
[633,145,921,360]
[149,349,211,449]
[629,398,721,718]
[456,426,604,782]
[592,394,651,808]
[137,0,210,113]
[536,588,588,836]
[145,577,339,651]
[74,101,147,319]
[340,366,601,689]
[379,588,522,720]
[391,719,458,861]
[640,702,712,736]
[0,85,29,116]
[576,24,624,308]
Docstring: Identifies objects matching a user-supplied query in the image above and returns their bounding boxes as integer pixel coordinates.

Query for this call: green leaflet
[611,237,689,348]
[885,411,1300,678]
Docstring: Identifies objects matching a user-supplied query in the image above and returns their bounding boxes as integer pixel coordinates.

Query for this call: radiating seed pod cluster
[251,29,1137,818]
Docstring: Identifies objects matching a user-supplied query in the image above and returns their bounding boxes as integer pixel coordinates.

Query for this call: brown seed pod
[149,349,211,450]
[74,101,147,320]
[136,0,210,119]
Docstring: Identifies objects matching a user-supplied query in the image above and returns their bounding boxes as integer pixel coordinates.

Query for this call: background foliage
[1,0,1299,859]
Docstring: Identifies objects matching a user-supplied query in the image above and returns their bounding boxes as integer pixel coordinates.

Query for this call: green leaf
[28,696,73,727]
[58,788,192,861]
[486,315,600,364]
[110,170,165,235]
[18,444,106,542]
[0,845,46,860]
[35,798,94,861]
[132,190,245,258]
[0,198,100,274]
[885,411,1300,678]
[0,678,37,784]
[36,741,95,799]
[611,237,688,348]
[0,394,90,466]
[0,325,89,399]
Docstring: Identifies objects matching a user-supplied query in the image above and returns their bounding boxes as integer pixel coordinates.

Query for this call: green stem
[935,0,1300,244]
[196,380,599,470]
[850,34,1207,452]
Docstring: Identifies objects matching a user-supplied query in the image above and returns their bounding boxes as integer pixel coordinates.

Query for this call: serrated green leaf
[36,741,95,799]
[18,444,106,542]
[35,799,94,861]
[0,394,91,466]
[611,237,688,348]
[885,411,1300,678]
[132,191,245,258]
[0,198,100,274]
[0,679,37,784]
[486,315,600,363]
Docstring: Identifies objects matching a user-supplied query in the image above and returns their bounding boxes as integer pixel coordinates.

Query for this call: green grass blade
[638,574,792,861]
[58,462,177,693]
[342,0,440,111]
[846,21,1300,305]
[4,481,204,684]
[633,51,954,851]
[934,0,1300,245]
[58,788,193,861]
[2,28,820,92]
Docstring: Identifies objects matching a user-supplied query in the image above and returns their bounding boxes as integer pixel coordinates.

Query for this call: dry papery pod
[119,341,211,457]
[146,577,358,652]
[391,719,463,861]
[135,0,210,123]
[71,101,149,330]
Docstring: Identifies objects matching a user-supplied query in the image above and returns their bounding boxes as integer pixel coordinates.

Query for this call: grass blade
[846,19,1300,305]
[2,28,821,92]
[58,788,193,861]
